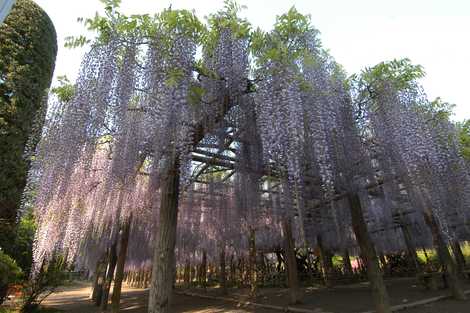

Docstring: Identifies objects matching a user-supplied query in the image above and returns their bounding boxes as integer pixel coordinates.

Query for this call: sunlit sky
[33,0,470,121]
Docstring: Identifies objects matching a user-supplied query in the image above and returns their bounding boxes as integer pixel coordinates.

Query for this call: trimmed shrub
[0,0,57,252]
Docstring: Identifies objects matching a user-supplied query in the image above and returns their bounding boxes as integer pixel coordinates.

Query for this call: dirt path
[42,282,272,313]
[42,280,470,313]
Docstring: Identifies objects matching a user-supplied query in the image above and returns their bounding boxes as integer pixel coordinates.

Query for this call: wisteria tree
[27,1,470,313]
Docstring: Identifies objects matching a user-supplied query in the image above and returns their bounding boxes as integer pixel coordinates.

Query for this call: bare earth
[41,279,470,313]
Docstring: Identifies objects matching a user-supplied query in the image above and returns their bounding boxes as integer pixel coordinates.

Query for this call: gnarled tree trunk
[148,158,180,313]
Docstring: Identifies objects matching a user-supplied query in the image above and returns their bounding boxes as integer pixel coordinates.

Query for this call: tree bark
[348,193,391,313]
[111,214,133,313]
[148,158,180,313]
[423,211,466,300]
[282,218,302,304]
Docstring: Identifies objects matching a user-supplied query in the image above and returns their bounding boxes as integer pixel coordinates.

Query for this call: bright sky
[34,0,470,121]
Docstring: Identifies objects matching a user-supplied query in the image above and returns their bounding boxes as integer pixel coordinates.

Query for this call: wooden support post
[146,270,151,288]
[317,235,333,287]
[259,253,267,286]
[148,159,180,313]
[348,193,391,313]
[238,258,244,287]
[379,253,389,276]
[111,214,133,313]
[248,227,257,296]
[190,265,195,287]
[101,240,118,310]
[423,211,466,300]
[200,250,207,288]
[184,259,190,288]
[229,255,236,287]
[451,240,466,274]
[90,257,104,301]
[219,245,227,295]
[343,249,353,276]
[401,221,422,273]
[282,218,302,304]
[422,246,430,265]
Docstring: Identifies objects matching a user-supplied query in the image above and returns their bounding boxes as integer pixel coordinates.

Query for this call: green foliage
[404,96,455,131]
[457,119,470,160]
[0,0,57,252]
[194,59,220,80]
[12,213,36,275]
[250,7,320,68]
[50,76,75,103]
[63,34,90,49]
[0,251,23,284]
[188,84,205,106]
[165,67,185,88]
[350,58,426,116]
[0,213,36,278]
[425,97,455,121]
[361,58,425,92]
[204,0,251,54]
[0,250,23,304]
[67,0,205,50]
[158,8,206,44]
[65,0,126,47]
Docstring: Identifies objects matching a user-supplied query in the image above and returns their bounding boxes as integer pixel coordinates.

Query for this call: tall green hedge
[0,0,57,255]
